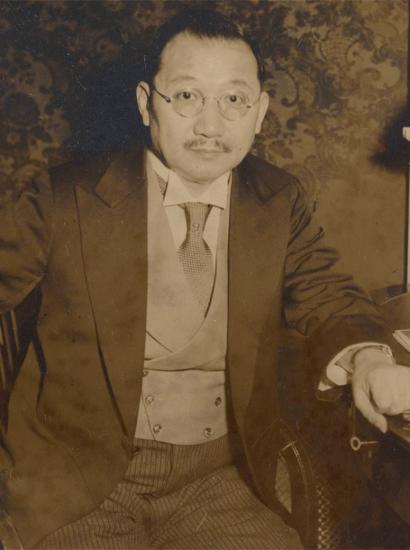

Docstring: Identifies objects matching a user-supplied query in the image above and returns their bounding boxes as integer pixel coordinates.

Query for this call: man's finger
[353,386,388,433]
[369,379,392,413]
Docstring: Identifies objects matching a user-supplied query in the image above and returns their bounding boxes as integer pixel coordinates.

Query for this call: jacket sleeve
[282,180,391,376]
[0,171,54,314]
[0,172,53,525]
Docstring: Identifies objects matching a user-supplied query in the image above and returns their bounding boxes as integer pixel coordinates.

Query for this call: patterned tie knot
[182,202,210,237]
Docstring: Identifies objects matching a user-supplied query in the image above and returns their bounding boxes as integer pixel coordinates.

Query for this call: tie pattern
[178,202,214,314]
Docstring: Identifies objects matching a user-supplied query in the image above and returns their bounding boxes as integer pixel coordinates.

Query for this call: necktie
[178,202,214,314]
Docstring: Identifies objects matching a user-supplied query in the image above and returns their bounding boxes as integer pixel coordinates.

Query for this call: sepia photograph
[1,1,410,548]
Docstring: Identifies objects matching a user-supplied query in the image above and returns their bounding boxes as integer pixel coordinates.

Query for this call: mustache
[184,139,231,153]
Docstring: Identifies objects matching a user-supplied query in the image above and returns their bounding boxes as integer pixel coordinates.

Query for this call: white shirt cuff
[318,342,394,391]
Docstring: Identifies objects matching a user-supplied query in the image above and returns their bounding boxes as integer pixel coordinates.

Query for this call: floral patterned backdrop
[0,0,408,290]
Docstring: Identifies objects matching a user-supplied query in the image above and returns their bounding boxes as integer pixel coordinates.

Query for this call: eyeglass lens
[173,90,253,121]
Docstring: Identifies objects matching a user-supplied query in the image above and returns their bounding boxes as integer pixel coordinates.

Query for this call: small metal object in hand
[350,435,378,452]
[349,402,379,452]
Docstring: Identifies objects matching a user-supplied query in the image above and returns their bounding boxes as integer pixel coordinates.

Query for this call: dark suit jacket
[0,146,389,547]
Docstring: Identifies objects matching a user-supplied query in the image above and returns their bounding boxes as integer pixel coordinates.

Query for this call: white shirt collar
[147,150,230,209]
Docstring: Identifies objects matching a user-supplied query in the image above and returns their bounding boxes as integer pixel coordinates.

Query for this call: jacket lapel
[75,147,147,438]
[227,160,290,426]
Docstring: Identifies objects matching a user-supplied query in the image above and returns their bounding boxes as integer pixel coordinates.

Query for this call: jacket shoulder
[48,152,113,193]
[239,154,301,204]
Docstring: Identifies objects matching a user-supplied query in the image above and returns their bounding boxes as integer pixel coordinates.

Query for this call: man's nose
[193,99,225,137]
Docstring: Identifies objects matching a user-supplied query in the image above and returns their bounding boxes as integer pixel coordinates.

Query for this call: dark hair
[143,8,266,86]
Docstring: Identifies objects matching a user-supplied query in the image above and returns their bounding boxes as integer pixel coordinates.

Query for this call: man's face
[137,32,269,185]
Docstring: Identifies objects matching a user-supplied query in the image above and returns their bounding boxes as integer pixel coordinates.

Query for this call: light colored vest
[134,164,229,445]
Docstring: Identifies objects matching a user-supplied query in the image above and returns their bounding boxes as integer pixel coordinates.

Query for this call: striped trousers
[36,436,302,549]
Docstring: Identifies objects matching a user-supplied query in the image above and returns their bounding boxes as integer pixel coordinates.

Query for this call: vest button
[153,424,162,434]
[145,395,154,405]
[132,444,140,456]
[143,370,149,377]
[214,397,222,406]
[203,427,213,439]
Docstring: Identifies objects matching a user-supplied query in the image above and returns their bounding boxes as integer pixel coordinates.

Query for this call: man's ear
[136,82,151,127]
[255,90,269,134]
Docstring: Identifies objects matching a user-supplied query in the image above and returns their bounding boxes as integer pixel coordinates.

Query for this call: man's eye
[224,93,247,106]
[175,90,197,101]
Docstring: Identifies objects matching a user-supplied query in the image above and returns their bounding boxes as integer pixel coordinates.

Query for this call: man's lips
[189,147,225,153]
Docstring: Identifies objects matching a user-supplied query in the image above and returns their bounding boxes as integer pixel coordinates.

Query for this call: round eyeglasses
[152,87,260,122]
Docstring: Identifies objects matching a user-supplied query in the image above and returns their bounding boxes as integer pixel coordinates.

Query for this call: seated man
[1,8,409,549]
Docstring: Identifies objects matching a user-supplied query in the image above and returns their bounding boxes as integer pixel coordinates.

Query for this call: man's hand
[352,348,410,433]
